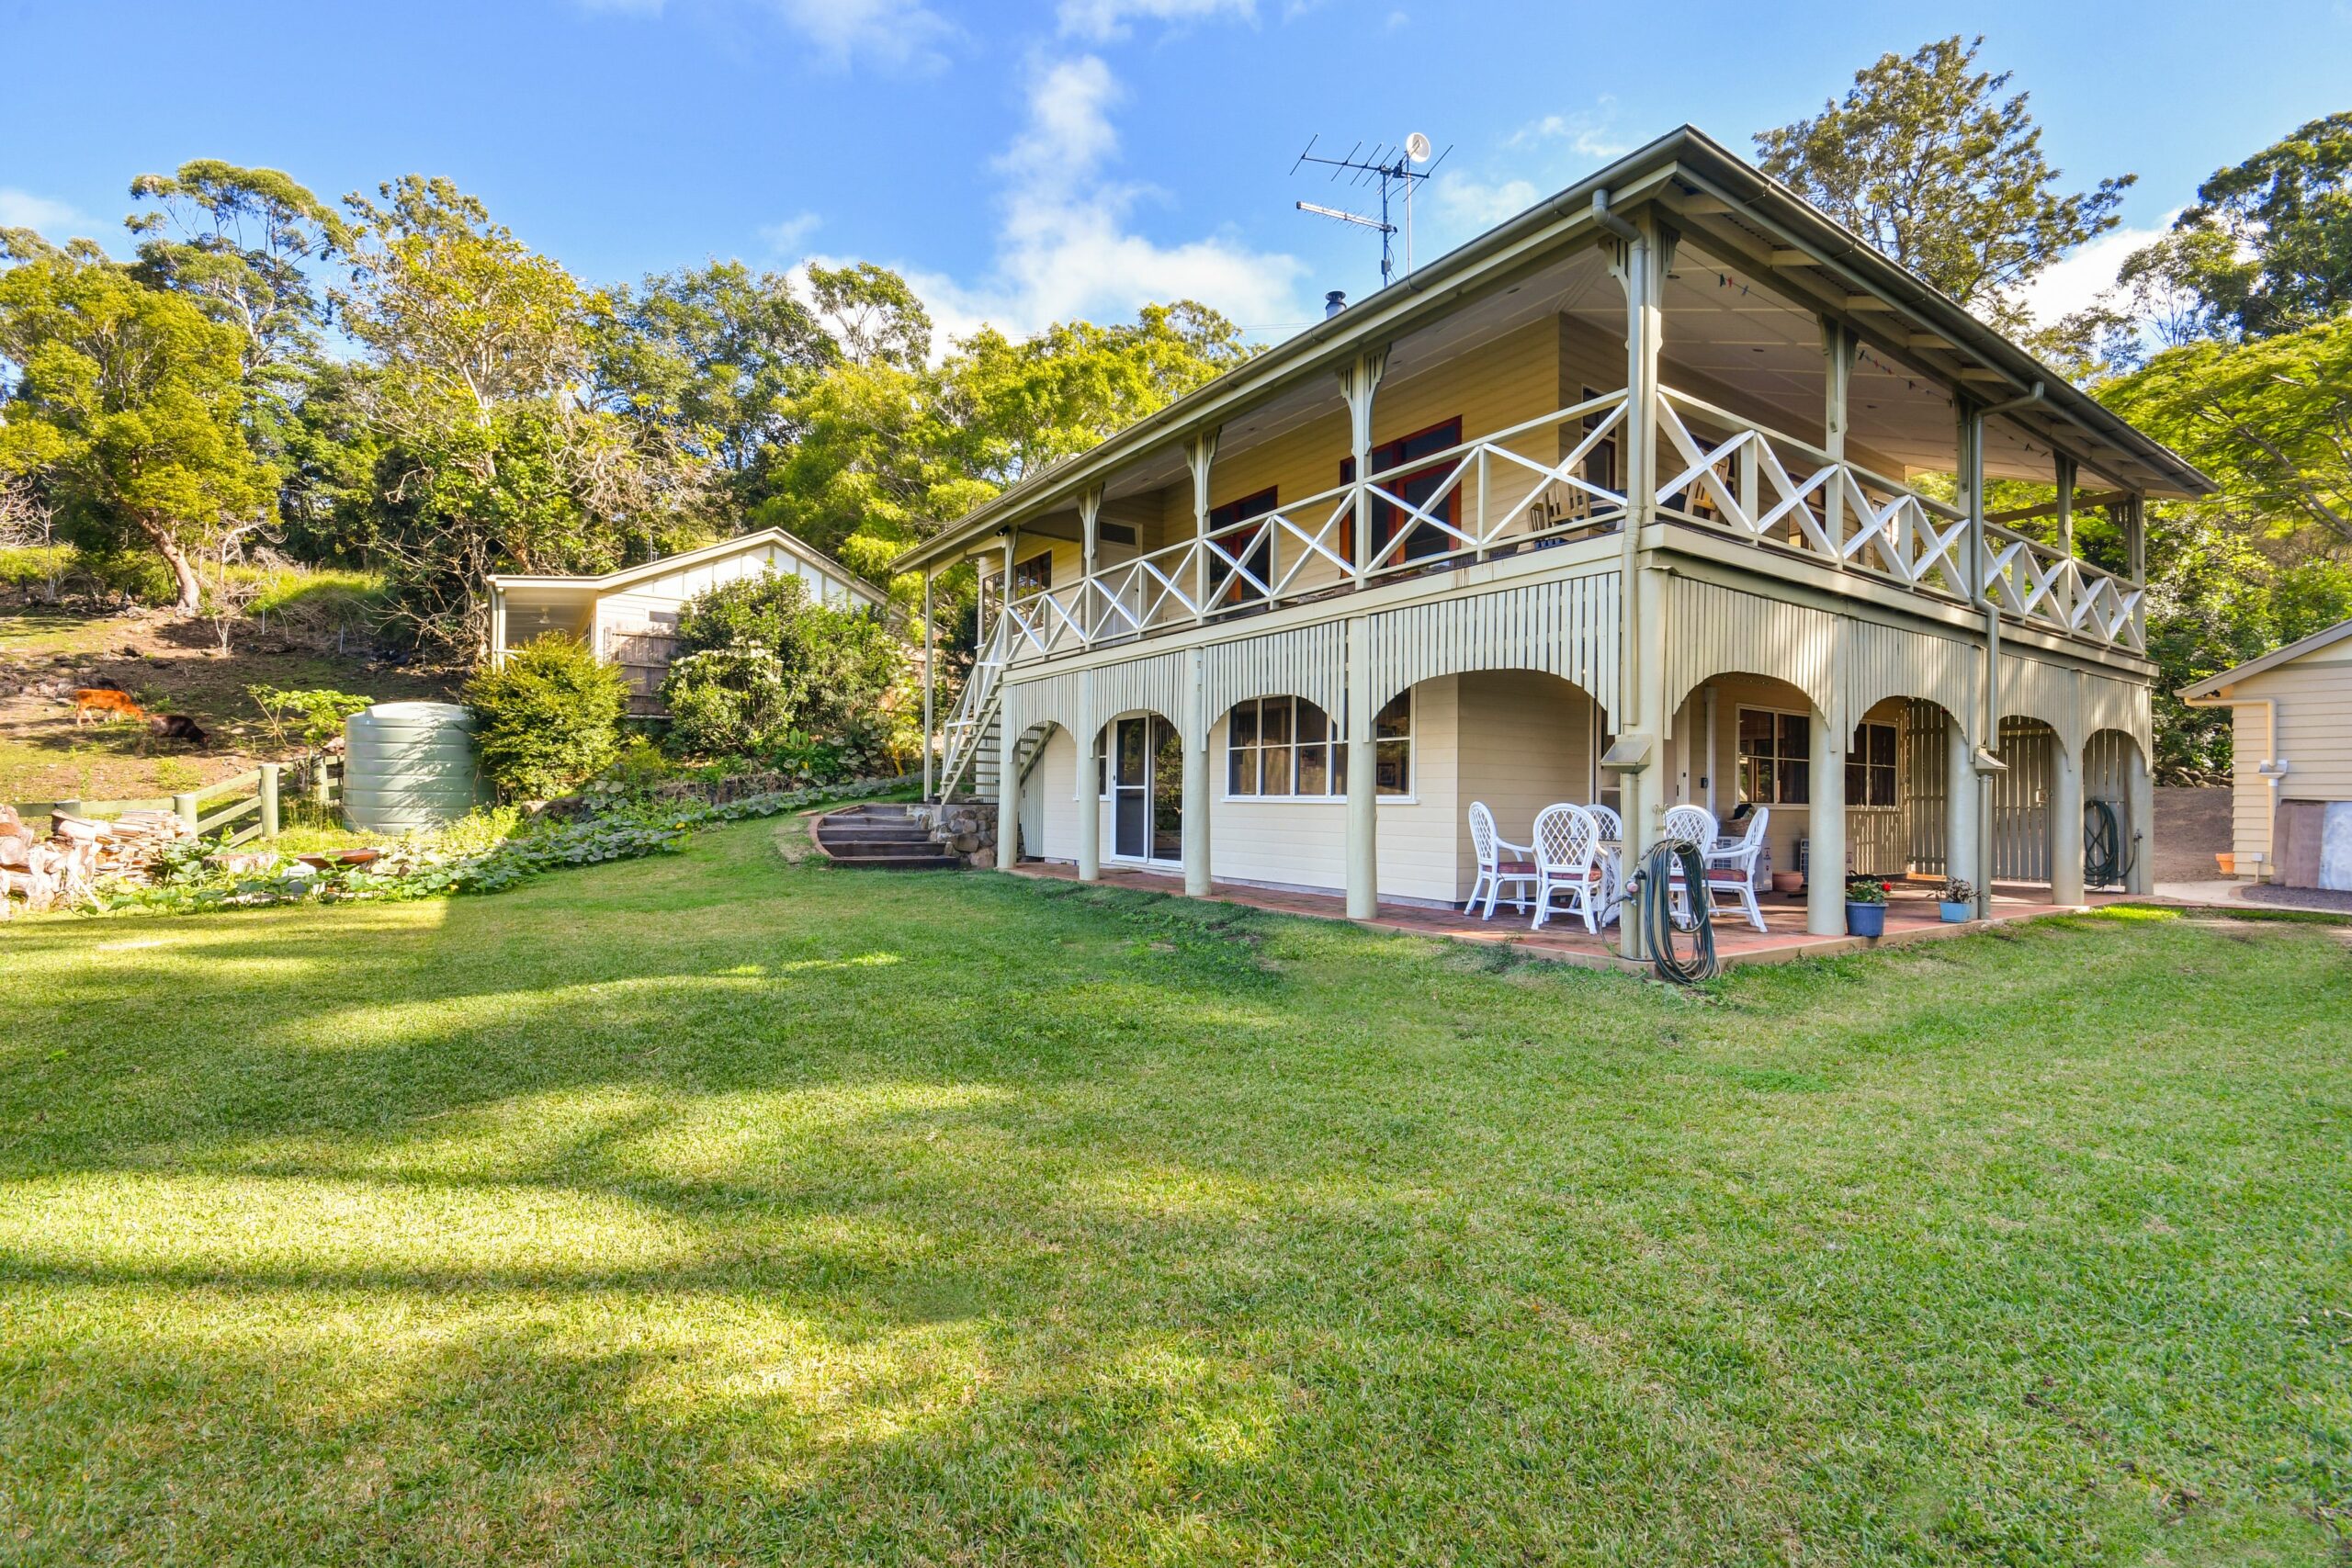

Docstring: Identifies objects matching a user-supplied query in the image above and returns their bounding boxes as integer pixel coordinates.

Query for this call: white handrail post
[1079,485,1102,645]
[1820,316,1854,569]
[1186,430,1217,623]
[1475,445,1490,558]
[1339,349,1387,590]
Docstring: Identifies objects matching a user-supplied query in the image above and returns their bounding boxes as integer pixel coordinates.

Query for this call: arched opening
[1989,716,2061,886]
[1664,671,1821,889]
[1094,708,1183,868]
[2083,728,2149,892]
[1009,720,1064,864]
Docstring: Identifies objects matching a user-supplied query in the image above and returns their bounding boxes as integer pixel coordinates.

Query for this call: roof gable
[2178,616,2352,697]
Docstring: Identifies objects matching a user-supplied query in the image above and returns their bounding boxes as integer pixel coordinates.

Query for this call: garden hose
[2083,798,2132,889]
[1627,839,1719,986]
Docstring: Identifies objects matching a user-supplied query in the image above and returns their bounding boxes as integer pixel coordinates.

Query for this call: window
[1737,706,1811,805]
[1225,693,1408,799]
[1847,721,1898,807]
[1342,417,1462,567]
[1012,550,1054,597]
[1205,487,1277,605]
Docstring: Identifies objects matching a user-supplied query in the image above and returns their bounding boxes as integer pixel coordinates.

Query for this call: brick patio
[1011,861,2121,971]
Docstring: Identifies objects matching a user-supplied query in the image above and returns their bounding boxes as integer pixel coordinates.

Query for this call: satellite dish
[1406,131,1432,163]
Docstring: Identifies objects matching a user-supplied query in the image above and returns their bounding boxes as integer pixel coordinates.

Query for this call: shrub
[660,570,904,759]
[663,647,795,756]
[464,634,630,800]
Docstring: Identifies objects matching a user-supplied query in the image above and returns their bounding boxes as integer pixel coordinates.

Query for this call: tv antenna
[1292,130,1450,289]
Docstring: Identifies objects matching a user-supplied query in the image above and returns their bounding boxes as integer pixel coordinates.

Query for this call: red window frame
[1341,416,1463,566]
[1206,486,1277,605]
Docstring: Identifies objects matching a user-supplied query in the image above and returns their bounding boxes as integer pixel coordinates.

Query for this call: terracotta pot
[296,850,381,871]
[2215,852,2235,876]
[1770,871,1803,896]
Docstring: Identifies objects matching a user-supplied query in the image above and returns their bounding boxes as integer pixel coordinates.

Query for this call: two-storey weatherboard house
[896,127,2211,958]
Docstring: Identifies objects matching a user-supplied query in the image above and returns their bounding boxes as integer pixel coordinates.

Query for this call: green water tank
[342,701,492,833]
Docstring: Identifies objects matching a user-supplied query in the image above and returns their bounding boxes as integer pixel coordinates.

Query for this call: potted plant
[1939,876,1974,922]
[1845,876,1888,938]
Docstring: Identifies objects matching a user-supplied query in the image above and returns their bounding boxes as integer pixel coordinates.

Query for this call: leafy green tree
[941,300,1252,484]
[335,177,712,655]
[2100,315,2352,548]
[808,262,933,370]
[464,633,630,799]
[126,161,346,378]
[0,252,275,612]
[2132,114,2352,342]
[595,260,833,484]
[1755,36,2132,334]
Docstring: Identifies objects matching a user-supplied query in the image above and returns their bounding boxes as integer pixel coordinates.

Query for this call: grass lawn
[5,821,2347,1565]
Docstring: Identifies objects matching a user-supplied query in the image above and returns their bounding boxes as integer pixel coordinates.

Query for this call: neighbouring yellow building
[2180,617,2352,890]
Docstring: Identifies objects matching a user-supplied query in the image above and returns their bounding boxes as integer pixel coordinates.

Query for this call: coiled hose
[1628,840,1719,985]
[2083,799,2132,888]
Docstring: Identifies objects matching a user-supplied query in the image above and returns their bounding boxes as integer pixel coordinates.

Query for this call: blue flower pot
[1939,900,1971,923]
[1846,901,1887,938]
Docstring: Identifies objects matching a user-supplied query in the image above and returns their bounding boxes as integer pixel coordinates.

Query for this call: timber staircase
[935,619,1048,802]
[813,804,963,871]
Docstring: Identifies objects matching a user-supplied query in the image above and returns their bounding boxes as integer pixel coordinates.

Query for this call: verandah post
[994,681,1020,871]
[1340,350,1387,591]
[1344,614,1377,919]
[921,570,936,802]
[1182,648,1210,898]
[1076,667,1100,883]
[1609,204,1668,961]
[1944,712,1979,904]
[2050,733,2086,907]
[1805,683,1848,937]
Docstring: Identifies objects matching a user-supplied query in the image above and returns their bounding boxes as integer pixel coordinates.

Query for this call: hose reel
[1623,838,1719,986]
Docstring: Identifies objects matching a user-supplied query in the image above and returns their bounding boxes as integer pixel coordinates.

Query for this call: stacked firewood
[0,805,191,916]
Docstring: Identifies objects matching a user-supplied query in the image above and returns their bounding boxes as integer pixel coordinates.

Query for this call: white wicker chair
[1465,801,1539,919]
[1702,806,1770,931]
[1585,803,1624,926]
[1657,805,1719,927]
[1530,803,1607,933]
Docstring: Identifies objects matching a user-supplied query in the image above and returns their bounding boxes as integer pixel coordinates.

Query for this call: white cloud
[570,0,954,71]
[1430,175,1540,232]
[770,0,955,70]
[1057,0,1254,41]
[0,187,98,241]
[2020,213,2178,327]
[1505,101,1630,162]
[759,211,823,256]
[896,53,1306,343]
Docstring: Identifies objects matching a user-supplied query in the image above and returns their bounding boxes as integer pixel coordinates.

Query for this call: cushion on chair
[1494,860,1536,874]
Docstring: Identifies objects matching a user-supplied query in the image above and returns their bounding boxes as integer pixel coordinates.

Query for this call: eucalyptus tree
[1755,35,2132,336]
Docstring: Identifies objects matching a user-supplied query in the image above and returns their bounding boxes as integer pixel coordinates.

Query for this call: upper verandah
[890,125,2213,660]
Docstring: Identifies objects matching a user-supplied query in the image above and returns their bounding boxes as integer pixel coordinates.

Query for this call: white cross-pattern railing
[1983,523,2145,650]
[995,391,1632,664]
[975,382,2146,677]
[1653,387,2144,653]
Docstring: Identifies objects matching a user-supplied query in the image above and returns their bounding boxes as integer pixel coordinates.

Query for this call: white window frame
[1847,719,1900,810]
[1217,689,1416,805]
[1736,704,1813,807]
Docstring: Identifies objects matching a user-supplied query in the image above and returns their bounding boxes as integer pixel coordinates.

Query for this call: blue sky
[4,0,2349,345]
